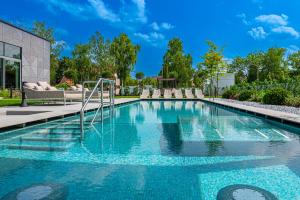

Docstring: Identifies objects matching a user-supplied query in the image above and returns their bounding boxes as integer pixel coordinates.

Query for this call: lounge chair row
[140,89,204,99]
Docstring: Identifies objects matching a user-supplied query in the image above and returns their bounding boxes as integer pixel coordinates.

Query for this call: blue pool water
[1,100,300,199]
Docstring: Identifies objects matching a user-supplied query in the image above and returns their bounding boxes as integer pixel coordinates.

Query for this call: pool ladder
[80,78,115,139]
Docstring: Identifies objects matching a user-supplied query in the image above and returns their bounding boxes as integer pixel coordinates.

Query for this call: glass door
[0,58,3,89]
[4,59,21,89]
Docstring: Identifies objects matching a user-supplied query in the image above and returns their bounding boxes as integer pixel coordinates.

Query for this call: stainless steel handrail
[80,78,115,139]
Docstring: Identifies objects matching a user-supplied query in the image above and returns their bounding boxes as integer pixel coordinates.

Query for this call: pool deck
[203,98,300,126]
[0,98,138,130]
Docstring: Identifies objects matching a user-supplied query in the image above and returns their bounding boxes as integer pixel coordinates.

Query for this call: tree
[32,22,64,84]
[261,48,288,81]
[194,65,208,88]
[57,57,75,83]
[288,51,300,77]
[228,56,247,84]
[89,32,116,75]
[162,38,194,87]
[110,33,140,87]
[246,52,264,82]
[135,72,145,80]
[72,44,91,82]
[201,41,224,96]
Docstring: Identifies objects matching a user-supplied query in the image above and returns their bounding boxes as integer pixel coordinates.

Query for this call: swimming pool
[0,100,300,199]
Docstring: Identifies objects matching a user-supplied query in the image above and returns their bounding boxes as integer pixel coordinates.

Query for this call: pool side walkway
[203,98,300,126]
[0,98,138,129]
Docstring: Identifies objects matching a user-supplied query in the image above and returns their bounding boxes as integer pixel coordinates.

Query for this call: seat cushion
[37,81,51,90]
[34,86,44,91]
[46,86,58,91]
[24,83,38,89]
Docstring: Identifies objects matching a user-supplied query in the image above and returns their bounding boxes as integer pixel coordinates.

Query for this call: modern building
[205,73,235,95]
[0,19,50,89]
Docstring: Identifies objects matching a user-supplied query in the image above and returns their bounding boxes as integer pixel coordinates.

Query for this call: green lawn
[0,99,43,107]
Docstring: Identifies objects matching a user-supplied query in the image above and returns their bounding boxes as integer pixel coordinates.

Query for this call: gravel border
[217,98,300,115]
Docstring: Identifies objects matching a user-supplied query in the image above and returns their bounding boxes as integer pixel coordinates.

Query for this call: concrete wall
[0,21,50,83]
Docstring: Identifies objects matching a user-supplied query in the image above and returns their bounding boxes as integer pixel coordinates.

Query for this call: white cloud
[131,0,147,23]
[150,22,160,31]
[161,22,174,30]
[255,14,288,26]
[248,27,267,40]
[272,26,300,39]
[237,13,250,25]
[150,22,175,31]
[134,31,165,46]
[88,0,120,22]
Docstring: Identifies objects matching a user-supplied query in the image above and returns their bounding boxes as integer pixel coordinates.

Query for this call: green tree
[228,56,247,84]
[201,41,224,96]
[288,51,300,77]
[32,22,64,84]
[246,52,264,82]
[162,38,194,87]
[194,65,208,88]
[89,32,116,75]
[110,33,140,87]
[72,44,91,82]
[57,57,75,83]
[135,72,145,80]
[261,48,288,81]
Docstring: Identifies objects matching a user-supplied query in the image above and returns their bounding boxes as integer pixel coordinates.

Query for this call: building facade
[0,19,50,89]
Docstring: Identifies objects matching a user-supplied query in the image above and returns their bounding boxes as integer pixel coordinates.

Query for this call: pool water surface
[0,100,300,199]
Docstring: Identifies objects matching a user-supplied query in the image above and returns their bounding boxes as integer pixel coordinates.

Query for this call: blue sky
[1,0,300,76]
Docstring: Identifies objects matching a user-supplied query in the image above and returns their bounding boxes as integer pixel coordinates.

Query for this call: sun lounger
[140,89,150,99]
[163,89,172,98]
[185,89,195,99]
[152,89,161,99]
[195,89,204,99]
[174,89,183,99]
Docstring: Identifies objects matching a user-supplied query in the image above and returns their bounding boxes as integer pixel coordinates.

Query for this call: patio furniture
[140,89,150,99]
[152,89,161,99]
[185,89,195,99]
[24,82,66,105]
[163,89,172,98]
[195,89,204,99]
[174,89,183,99]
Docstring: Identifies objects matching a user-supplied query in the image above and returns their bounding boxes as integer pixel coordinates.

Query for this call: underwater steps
[3,114,112,152]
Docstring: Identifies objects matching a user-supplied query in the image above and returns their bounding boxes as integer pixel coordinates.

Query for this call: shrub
[133,87,140,96]
[285,97,300,107]
[238,90,254,101]
[251,91,265,102]
[222,87,238,99]
[262,87,289,105]
[55,83,69,90]
[0,89,10,98]
[124,87,130,96]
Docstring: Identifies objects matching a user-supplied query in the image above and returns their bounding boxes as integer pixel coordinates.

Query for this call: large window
[4,60,20,89]
[0,42,22,89]
[4,43,21,59]
[0,42,3,56]
[0,59,3,88]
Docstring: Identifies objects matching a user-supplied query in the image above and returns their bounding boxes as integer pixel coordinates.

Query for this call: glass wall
[4,43,21,59]
[4,60,20,89]
[0,42,22,89]
[0,58,3,88]
[0,42,3,56]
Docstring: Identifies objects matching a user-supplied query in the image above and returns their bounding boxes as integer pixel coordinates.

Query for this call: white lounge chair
[152,89,161,99]
[185,89,195,99]
[195,89,204,99]
[140,89,150,99]
[174,89,183,99]
[163,89,172,98]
